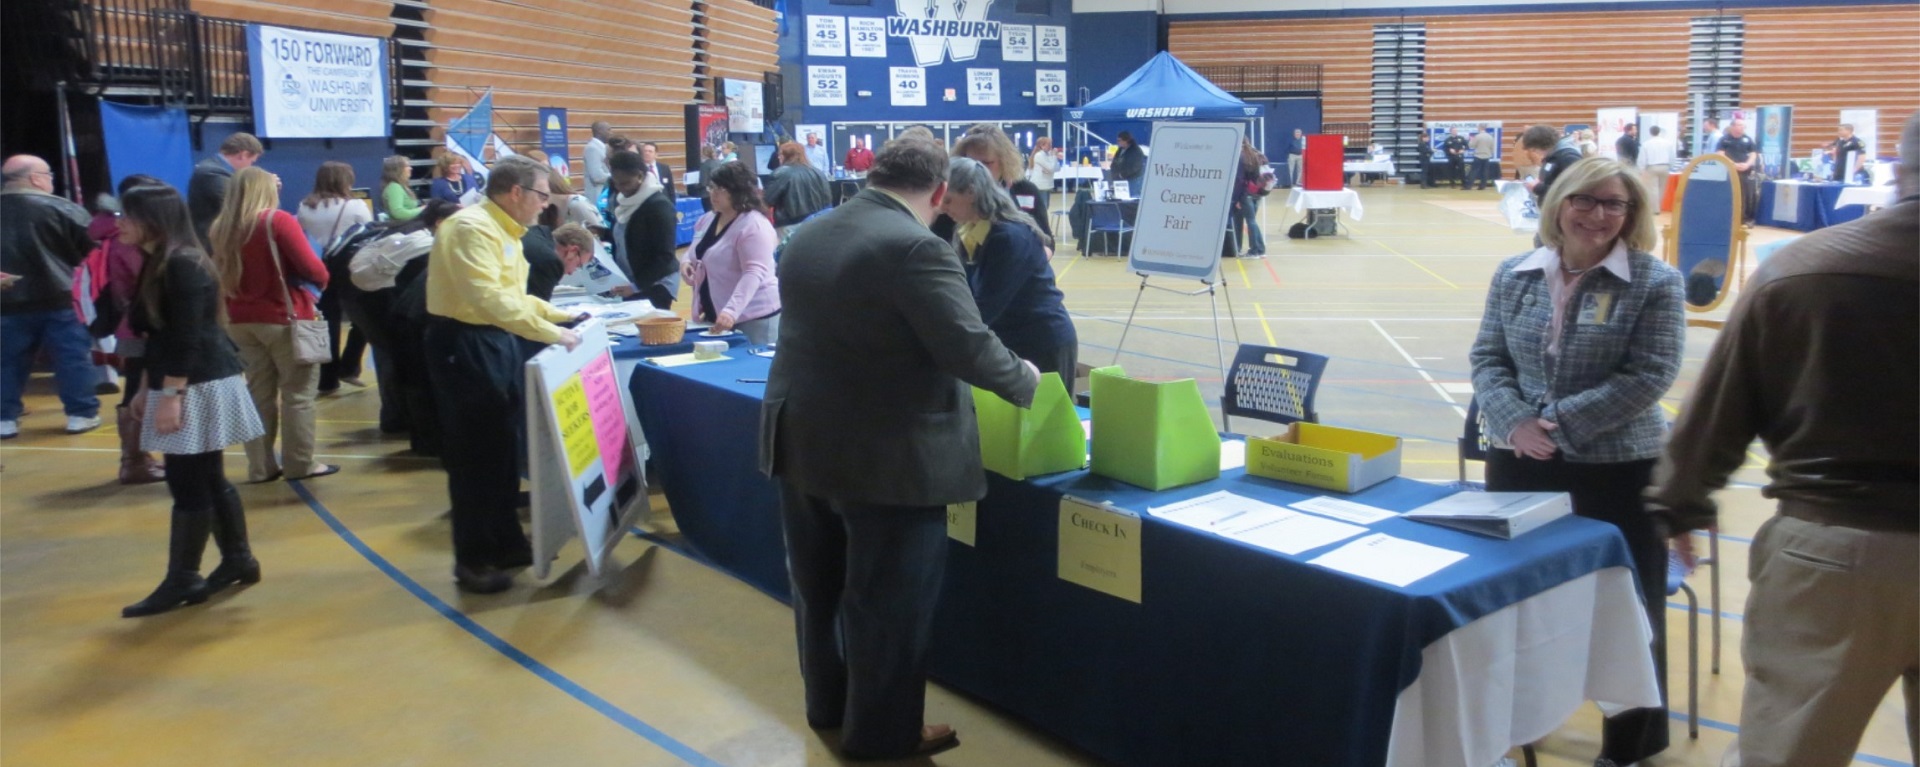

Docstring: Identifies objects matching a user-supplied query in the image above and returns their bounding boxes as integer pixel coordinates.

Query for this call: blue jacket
[962,220,1076,366]
[429,172,478,204]
[1469,247,1685,463]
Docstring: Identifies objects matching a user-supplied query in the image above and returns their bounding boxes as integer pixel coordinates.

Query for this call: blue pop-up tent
[1063,52,1265,155]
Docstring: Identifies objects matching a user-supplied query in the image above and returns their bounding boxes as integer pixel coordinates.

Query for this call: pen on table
[737,378,767,383]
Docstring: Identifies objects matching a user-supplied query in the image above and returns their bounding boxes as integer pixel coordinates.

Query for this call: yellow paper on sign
[1057,496,1142,603]
[1087,366,1221,491]
[973,372,1086,480]
[947,501,977,546]
[552,374,600,477]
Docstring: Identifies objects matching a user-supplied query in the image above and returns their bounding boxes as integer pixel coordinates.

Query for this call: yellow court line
[1235,256,1252,289]
[1055,252,1083,281]
[1372,238,1461,289]
[1252,303,1277,346]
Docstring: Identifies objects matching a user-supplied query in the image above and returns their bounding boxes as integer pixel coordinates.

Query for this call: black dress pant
[423,318,530,569]
[1448,157,1467,187]
[777,480,949,759]
[1487,451,1669,763]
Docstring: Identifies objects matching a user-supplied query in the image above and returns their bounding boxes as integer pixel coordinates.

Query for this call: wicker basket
[638,317,686,345]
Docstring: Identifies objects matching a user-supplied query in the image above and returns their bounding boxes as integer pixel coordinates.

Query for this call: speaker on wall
[763,71,784,122]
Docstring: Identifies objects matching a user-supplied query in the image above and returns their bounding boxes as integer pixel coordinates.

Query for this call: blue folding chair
[1221,345,1329,435]
[1086,201,1133,258]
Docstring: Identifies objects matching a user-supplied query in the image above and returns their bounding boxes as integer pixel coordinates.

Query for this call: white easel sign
[1126,121,1244,281]
[527,319,652,579]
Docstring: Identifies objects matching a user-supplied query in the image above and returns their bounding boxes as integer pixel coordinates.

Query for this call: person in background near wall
[1443,127,1471,189]
[1026,136,1059,193]
[684,161,781,345]
[1470,157,1685,767]
[429,154,478,205]
[765,142,833,229]
[1616,123,1640,167]
[118,183,266,618]
[380,156,422,222]
[1718,120,1758,224]
[1575,129,1599,158]
[697,145,727,212]
[584,121,612,209]
[1639,125,1675,195]
[763,132,1040,761]
[1469,124,1499,190]
[1230,139,1269,257]
[1287,128,1307,188]
[188,132,264,248]
[1521,124,1586,205]
[424,156,582,594]
[953,124,1053,244]
[209,166,337,483]
[942,157,1076,378]
[1829,123,1866,183]
[1700,117,1723,161]
[803,133,830,175]
[1647,113,1919,767]
[91,174,170,483]
[1110,130,1147,192]
[1,154,102,439]
[299,161,375,393]
[549,172,599,230]
[640,142,677,202]
[844,136,875,173]
[609,150,680,309]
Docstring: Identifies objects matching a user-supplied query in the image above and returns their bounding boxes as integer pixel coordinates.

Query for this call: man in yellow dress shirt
[425,156,582,593]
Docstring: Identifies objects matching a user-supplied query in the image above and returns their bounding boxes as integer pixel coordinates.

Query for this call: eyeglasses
[1566,194,1634,217]
[520,185,551,204]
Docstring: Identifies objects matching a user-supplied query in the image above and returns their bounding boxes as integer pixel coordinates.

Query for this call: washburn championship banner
[247,24,389,139]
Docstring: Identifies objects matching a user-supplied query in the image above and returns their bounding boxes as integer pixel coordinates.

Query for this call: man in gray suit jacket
[760,132,1039,761]
[186,132,263,247]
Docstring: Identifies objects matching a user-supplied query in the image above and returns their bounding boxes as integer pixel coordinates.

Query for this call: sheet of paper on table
[568,303,674,337]
[1290,496,1397,525]
[1307,533,1467,587]
[1150,490,1365,555]
[647,352,723,367]
[1220,439,1246,471]
[558,244,633,296]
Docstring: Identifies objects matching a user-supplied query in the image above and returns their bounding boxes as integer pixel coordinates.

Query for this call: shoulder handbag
[262,211,334,365]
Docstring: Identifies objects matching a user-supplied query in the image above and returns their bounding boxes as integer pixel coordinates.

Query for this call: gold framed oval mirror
[1664,153,1749,327]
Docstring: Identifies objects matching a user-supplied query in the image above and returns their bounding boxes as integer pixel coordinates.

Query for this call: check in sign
[1126,122,1244,281]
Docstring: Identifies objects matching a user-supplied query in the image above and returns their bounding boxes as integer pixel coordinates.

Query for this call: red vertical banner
[1303,135,1344,191]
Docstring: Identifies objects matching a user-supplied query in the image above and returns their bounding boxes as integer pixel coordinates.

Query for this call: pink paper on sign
[578,354,630,482]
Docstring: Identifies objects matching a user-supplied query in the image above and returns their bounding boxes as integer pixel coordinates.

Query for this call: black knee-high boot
[204,484,260,592]
[122,505,212,618]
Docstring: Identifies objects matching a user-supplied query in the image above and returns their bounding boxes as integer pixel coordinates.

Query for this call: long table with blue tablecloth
[627,352,1660,767]
[1757,180,1871,231]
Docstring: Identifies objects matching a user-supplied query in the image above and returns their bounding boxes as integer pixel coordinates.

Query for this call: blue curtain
[100,101,193,194]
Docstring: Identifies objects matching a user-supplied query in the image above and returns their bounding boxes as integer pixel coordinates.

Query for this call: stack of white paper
[1308,533,1467,587]
[1150,490,1365,556]
[1290,496,1397,525]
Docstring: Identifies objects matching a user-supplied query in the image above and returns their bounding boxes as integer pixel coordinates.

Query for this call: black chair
[1221,345,1328,435]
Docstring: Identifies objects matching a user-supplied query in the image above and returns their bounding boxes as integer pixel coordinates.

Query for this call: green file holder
[974,372,1088,480]
[1087,366,1221,491]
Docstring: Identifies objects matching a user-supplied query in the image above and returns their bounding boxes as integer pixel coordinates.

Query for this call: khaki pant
[1724,515,1919,767]
[228,323,321,480]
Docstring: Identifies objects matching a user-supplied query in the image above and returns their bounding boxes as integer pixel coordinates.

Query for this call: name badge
[1015,195,1036,210]
[1576,292,1616,325]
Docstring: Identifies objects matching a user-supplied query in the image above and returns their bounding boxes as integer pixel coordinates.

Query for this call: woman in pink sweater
[682,161,781,344]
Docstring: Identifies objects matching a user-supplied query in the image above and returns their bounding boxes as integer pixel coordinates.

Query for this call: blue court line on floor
[288,481,727,767]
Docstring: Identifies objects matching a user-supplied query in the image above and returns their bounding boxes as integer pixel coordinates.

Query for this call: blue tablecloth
[1757,180,1870,232]
[628,353,1636,766]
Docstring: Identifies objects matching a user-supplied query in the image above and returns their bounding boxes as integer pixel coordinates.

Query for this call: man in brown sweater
[1646,113,1919,767]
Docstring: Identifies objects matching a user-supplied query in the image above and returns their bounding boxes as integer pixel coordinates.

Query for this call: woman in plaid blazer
[1469,157,1686,767]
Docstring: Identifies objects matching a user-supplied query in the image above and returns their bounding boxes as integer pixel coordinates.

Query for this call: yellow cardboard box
[1246,422,1402,493]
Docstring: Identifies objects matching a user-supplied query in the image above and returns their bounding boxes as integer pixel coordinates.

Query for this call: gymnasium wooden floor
[2,184,1911,767]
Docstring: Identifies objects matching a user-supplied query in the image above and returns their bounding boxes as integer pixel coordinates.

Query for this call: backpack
[1287,222,1309,239]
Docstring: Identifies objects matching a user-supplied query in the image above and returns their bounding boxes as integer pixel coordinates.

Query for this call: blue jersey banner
[247,24,388,139]
[1756,105,1793,180]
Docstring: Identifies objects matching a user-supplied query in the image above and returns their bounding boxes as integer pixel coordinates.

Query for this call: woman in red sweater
[207,166,337,482]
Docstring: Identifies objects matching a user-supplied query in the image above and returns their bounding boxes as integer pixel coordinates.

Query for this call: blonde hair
[1537,157,1657,253]
[435,153,464,177]
[206,165,282,297]
[546,166,575,196]
[953,124,1024,187]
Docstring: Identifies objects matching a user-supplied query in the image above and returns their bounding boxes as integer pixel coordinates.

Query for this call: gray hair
[946,157,1045,251]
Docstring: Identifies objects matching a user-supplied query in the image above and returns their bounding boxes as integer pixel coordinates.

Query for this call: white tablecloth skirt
[1835,185,1897,210]
[1386,566,1662,767]
[1345,159,1396,175]
[1285,188,1366,221]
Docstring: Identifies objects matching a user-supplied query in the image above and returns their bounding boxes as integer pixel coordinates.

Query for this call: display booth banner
[723,79,765,134]
[538,107,569,168]
[809,65,847,107]
[890,66,927,106]
[246,24,388,139]
[1036,70,1067,107]
[808,15,846,57]
[1839,108,1878,160]
[1426,121,1500,161]
[100,101,194,193]
[694,104,730,156]
[1757,105,1793,180]
[446,90,493,165]
[849,17,886,57]
[1596,107,1638,160]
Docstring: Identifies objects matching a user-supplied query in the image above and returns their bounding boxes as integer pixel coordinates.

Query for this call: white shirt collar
[1514,241,1633,282]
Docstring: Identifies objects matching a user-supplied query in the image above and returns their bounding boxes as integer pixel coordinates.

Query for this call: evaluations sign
[246,24,388,139]
[1126,122,1244,281]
